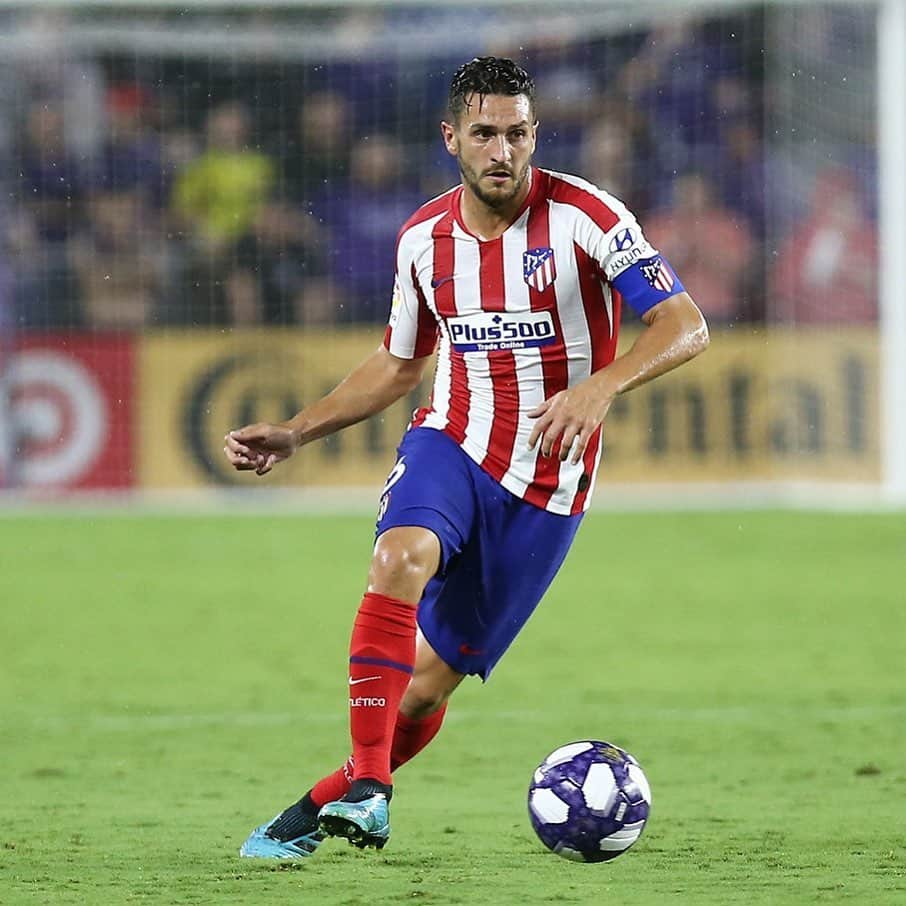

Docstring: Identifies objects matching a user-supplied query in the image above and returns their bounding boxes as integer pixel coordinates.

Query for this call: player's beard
[458,156,531,210]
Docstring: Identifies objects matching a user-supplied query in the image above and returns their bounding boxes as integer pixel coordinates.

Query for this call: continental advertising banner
[602,326,879,483]
[138,327,879,490]
[3,334,135,490]
[139,330,425,489]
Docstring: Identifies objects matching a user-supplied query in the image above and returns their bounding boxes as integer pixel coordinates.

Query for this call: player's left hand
[223,422,297,475]
[527,382,615,464]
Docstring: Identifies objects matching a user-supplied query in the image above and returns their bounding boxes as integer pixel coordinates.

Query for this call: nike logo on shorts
[349,675,382,686]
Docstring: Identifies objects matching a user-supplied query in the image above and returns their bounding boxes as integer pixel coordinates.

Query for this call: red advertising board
[3,334,134,491]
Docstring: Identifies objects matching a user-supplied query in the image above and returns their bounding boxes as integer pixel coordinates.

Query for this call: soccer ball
[528,740,651,862]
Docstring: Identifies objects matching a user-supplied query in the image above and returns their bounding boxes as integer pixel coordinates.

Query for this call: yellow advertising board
[139,330,424,489]
[602,326,880,483]
[138,327,879,490]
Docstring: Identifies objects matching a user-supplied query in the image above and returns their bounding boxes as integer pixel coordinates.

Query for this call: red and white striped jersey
[383,167,664,515]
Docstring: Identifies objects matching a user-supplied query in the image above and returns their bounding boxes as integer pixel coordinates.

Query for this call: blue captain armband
[611,255,685,317]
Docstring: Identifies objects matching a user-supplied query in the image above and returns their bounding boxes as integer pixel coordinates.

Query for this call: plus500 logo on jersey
[447,310,556,353]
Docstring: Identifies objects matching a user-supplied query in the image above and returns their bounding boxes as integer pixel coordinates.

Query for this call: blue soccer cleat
[318,793,391,850]
[239,812,324,860]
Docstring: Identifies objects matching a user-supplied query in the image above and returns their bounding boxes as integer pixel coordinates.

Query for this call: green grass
[1,511,905,905]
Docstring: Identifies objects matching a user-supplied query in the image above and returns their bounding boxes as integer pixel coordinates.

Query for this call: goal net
[0,1,888,505]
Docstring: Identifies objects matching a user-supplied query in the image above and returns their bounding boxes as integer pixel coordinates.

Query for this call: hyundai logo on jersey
[523,247,557,292]
[447,311,556,352]
[608,228,636,253]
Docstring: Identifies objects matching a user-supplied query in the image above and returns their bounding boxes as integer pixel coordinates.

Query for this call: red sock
[310,704,448,808]
[309,757,355,808]
[311,593,439,804]
[391,702,447,771]
[348,592,416,785]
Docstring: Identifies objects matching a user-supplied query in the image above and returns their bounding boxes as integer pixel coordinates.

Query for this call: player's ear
[440,120,458,156]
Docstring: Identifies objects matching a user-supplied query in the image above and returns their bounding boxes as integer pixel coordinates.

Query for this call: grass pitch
[1,509,905,905]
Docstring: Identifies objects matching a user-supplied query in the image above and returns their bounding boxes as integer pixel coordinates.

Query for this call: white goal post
[877,0,906,503]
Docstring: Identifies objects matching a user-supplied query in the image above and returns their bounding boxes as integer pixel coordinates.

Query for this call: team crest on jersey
[641,257,676,293]
[523,247,557,292]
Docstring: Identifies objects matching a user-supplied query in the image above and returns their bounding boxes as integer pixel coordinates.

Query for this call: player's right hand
[223,423,297,475]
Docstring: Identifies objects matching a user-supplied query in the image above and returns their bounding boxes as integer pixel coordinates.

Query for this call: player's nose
[491,135,511,161]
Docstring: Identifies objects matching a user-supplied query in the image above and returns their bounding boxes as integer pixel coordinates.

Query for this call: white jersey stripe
[546,198,597,513]
[497,214,544,498]
[452,224,494,462]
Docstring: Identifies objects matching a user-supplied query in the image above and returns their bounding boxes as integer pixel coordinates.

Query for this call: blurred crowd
[0,6,879,331]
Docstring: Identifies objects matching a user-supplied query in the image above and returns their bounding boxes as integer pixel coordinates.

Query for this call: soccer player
[224,57,709,858]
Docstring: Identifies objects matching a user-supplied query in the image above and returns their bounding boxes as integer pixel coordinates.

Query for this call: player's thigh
[375,429,476,573]
[400,630,465,719]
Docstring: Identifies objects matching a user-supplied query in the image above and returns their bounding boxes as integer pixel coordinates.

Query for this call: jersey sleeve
[383,241,439,359]
[590,210,686,318]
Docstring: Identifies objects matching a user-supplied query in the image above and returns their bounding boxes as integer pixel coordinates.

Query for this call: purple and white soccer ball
[528,740,652,862]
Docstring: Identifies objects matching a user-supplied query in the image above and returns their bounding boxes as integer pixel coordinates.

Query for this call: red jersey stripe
[574,242,611,373]
[479,237,519,482]
[412,261,439,357]
[548,172,620,234]
[429,212,456,320]
[571,241,612,511]
[523,175,568,510]
[431,212,469,444]
[571,428,601,514]
[605,286,623,365]
[395,187,457,255]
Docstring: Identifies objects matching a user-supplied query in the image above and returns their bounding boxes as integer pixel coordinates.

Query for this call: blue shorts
[375,427,583,680]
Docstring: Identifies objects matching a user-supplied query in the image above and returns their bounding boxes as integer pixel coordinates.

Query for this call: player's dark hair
[448,56,536,122]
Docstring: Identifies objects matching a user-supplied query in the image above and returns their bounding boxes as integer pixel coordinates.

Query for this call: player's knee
[368,533,437,598]
[370,544,425,585]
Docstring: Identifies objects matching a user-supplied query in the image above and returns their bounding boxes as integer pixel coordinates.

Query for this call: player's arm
[594,290,708,396]
[224,346,428,475]
[528,291,708,463]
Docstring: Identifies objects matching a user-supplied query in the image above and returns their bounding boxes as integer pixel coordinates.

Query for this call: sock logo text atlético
[349,696,387,707]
